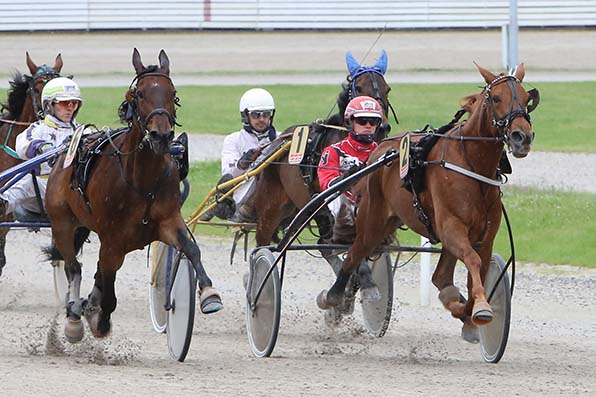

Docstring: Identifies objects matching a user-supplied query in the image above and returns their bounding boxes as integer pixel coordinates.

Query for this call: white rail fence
[1,1,596,31]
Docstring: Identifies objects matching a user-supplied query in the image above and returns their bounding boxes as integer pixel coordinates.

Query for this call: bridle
[27,65,61,120]
[483,74,534,145]
[126,71,180,151]
[347,67,399,125]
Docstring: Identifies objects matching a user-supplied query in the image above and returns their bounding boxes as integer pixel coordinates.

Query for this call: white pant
[0,174,47,214]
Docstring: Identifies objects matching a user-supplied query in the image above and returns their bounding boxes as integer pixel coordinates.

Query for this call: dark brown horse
[318,64,537,338]
[250,50,394,248]
[0,53,62,275]
[45,48,222,342]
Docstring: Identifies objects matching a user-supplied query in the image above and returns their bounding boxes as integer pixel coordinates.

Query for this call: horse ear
[53,53,63,73]
[26,51,38,75]
[474,62,497,85]
[158,49,170,75]
[373,49,388,75]
[132,48,144,74]
[513,63,525,82]
[346,51,361,76]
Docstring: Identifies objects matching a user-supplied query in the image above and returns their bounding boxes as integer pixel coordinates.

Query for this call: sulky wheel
[479,253,512,363]
[245,248,281,358]
[149,242,173,334]
[360,253,394,337]
[166,252,196,362]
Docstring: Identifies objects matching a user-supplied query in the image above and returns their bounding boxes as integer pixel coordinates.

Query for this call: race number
[399,133,410,179]
[288,125,309,165]
[63,124,85,168]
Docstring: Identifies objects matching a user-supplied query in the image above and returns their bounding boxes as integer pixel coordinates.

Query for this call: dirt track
[1,30,596,395]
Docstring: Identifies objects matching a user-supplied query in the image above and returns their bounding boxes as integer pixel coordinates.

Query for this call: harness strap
[424,160,504,187]
[409,182,440,244]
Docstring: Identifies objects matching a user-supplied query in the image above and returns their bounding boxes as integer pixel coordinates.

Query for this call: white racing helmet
[41,77,83,118]
[239,88,276,139]
[239,88,275,113]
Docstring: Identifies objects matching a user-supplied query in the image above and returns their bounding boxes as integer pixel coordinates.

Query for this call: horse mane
[460,93,481,115]
[1,72,29,117]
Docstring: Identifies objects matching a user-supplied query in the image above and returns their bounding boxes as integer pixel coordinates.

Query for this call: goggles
[249,110,273,118]
[53,100,79,110]
[353,117,381,127]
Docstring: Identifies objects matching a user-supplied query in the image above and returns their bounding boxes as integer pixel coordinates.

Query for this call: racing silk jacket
[221,128,275,177]
[16,115,77,175]
[221,127,276,203]
[317,134,378,195]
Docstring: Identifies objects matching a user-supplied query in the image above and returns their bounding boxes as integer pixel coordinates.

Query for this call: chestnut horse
[250,50,394,247]
[45,49,222,342]
[318,64,537,339]
[0,53,62,275]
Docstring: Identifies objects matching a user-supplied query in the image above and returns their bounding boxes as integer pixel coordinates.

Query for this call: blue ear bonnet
[346,49,387,79]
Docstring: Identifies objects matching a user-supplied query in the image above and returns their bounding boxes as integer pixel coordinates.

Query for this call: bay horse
[45,48,222,342]
[250,50,394,248]
[318,64,537,339]
[0,53,62,275]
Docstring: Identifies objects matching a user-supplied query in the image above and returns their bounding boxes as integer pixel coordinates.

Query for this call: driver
[317,96,383,243]
[200,88,278,222]
[0,77,83,218]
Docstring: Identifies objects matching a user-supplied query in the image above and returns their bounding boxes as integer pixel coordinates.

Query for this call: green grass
[4,81,593,152]
[184,162,596,267]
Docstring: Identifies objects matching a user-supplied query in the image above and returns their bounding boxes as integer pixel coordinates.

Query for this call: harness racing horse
[0,53,62,276]
[250,50,394,248]
[45,48,223,342]
[318,64,538,339]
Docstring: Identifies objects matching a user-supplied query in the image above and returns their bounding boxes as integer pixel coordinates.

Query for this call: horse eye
[492,95,501,103]
[137,90,144,99]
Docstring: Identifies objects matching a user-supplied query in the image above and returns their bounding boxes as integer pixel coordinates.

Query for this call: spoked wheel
[166,253,196,362]
[479,253,512,363]
[361,253,394,337]
[246,248,281,358]
[52,260,68,307]
[149,242,173,334]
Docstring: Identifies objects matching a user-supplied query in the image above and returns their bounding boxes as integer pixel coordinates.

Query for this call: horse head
[341,50,392,139]
[126,48,178,154]
[25,52,63,119]
[476,63,538,158]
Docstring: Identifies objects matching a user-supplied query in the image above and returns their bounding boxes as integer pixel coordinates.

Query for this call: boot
[229,201,256,223]
[331,198,356,245]
[199,174,235,221]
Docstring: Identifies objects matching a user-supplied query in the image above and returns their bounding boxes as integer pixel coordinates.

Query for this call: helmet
[239,88,276,140]
[344,96,383,121]
[344,96,384,144]
[41,77,83,118]
[239,88,275,113]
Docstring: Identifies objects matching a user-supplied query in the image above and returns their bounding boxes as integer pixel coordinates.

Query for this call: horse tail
[43,227,91,261]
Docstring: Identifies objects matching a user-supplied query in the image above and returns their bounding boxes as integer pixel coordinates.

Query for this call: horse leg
[432,250,479,343]
[440,229,493,325]
[320,201,392,308]
[176,228,223,314]
[85,246,123,338]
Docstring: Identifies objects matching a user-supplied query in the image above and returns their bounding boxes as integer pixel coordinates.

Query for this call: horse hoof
[461,318,480,344]
[200,287,223,314]
[360,286,381,302]
[316,290,331,310]
[472,301,494,325]
[64,319,84,343]
[438,286,461,309]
